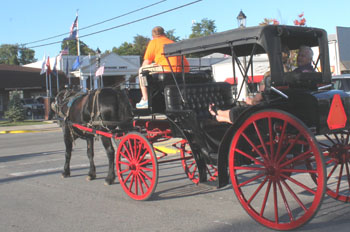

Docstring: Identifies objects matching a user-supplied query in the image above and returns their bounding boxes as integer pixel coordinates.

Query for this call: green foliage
[189,18,217,39]
[165,29,180,42]
[61,40,96,56]
[4,91,25,122]
[0,44,36,65]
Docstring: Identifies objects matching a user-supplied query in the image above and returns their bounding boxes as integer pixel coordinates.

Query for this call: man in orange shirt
[136,26,189,109]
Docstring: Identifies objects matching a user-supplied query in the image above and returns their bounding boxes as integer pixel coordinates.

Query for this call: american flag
[46,56,51,75]
[61,46,69,55]
[70,16,78,36]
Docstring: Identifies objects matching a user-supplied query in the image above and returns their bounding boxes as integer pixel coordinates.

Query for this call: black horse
[52,87,133,185]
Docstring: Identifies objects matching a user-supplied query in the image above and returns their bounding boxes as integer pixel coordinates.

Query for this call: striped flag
[40,54,46,75]
[95,66,105,76]
[70,16,78,36]
[46,56,51,75]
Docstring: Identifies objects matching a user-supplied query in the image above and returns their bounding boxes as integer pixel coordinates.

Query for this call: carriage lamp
[237,10,246,28]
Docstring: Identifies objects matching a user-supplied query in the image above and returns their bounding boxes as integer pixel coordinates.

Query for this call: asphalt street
[0,128,349,232]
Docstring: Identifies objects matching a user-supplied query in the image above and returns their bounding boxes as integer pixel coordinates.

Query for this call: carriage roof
[164,25,331,86]
[164,25,327,57]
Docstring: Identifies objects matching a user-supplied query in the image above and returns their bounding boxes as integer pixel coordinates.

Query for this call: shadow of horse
[52,87,133,185]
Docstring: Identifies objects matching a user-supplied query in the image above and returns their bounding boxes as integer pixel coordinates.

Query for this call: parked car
[20,98,45,117]
[332,74,350,93]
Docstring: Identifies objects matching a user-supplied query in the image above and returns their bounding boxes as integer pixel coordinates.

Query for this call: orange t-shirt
[144,36,189,72]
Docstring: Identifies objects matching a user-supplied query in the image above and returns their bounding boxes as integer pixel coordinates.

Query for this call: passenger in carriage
[136,26,190,109]
[208,79,265,124]
[292,45,315,73]
[209,45,292,124]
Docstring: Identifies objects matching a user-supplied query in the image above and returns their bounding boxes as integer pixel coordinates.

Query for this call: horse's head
[52,89,76,116]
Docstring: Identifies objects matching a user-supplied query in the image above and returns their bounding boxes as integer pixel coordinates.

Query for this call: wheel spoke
[327,162,339,180]
[260,179,272,217]
[277,181,294,222]
[247,176,268,204]
[268,117,275,162]
[242,132,269,163]
[122,143,133,161]
[234,166,266,171]
[336,163,344,195]
[281,179,307,212]
[280,150,312,168]
[137,175,144,195]
[277,133,302,165]
[273,181,279,223]
[139,158,152,166]
[138,172,150,189]
[235,148,265,166]
[139,169,152,182]
[120,150,132,163]
[238,173,265,188]
[281,168,318,174]
[281,174,316,195]
[345,161,350,190]
[253,121,270,160]
[274,120,288,163]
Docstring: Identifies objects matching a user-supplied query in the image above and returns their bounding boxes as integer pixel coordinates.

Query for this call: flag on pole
[65,57,69,76]
[95,66,105,76]
[63,16,78,41]
[40,54,46,75]
[46,56,51,75]
[72,56,81,71]
[52,56,58,77]
[61,46,69,55]
[70,16,78,35]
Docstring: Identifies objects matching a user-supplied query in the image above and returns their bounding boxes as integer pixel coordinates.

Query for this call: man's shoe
[136,99,148,109]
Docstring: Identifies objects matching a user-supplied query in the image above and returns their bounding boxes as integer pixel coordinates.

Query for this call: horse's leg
[62,125,73,178]
[101,137,115,185]
[86,137,96,181]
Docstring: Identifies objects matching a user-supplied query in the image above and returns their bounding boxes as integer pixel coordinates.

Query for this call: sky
[1,0,349,61]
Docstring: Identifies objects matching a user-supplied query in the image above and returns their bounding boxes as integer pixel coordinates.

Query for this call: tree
[166,29,180,42]
[19,46,36,65]
[113,42,135,55]
[4,91,25,122]
[0,44,36,65]
[189,18,217,39]
[61,40,95,56]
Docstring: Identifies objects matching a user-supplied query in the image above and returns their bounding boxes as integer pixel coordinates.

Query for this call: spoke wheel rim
[116,132,158,201]
[179,140,218,184]
[318,131,350,202]
[229,110,325,230]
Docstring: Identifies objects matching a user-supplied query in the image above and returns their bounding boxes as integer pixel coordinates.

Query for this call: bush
[4,91,25,122]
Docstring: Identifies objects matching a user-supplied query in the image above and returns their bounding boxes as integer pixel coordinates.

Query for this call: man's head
[152,26,165,38]
[297,45,313,67]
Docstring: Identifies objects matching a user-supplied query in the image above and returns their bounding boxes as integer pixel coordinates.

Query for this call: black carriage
[73,25,350,230]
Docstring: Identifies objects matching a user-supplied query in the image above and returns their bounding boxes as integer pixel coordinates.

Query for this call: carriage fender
[216,104,274,188]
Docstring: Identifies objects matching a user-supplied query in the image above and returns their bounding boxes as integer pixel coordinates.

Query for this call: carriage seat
[164,82,235,117]
[148,71,212,89]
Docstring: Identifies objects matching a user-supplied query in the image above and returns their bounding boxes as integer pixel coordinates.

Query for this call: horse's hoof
[61,173,70,178]
[104,180,114,186]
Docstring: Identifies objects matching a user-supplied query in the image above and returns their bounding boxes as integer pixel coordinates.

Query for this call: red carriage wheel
[229,110,325,230]
[317,131,350,202]
[116,132,158,200]
[176,140,218,184]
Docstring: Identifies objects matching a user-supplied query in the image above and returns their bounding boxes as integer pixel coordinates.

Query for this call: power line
[28,0,202,49]
[22,0,167,46]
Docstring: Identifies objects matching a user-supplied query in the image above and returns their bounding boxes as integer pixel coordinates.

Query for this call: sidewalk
[0,121,61,134]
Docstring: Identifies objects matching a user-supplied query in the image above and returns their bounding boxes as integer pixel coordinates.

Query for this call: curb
[0,128,60,134]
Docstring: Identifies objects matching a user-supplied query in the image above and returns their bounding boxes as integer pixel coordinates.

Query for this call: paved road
[0,130,349,232]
